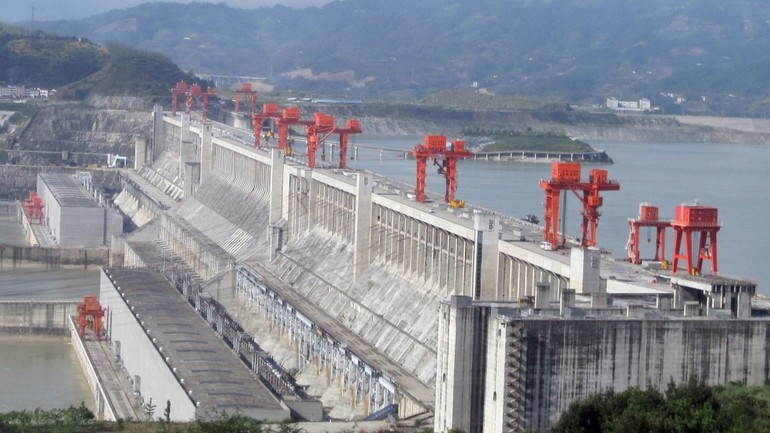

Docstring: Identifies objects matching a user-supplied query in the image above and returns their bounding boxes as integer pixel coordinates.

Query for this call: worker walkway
[82,338,141,421]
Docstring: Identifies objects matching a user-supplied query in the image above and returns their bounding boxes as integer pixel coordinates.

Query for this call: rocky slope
[302,104,770,144]
[3,98,769,200]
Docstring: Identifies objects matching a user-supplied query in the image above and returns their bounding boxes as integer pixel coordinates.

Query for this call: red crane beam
[671,204,720,275]
[411,135,473,204]
[234,82,258,115]
[627,203,670,265]
[185,83,216,122]
[540,162,619,248]
[24,191,44,224]
[333,119,362,169]
[305,112,335,168]
[171,81,188,116]
[276,106,314,156]
[251,103,281,148]
[76,295,105,341]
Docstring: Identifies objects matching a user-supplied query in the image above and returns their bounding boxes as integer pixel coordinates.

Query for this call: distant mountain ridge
[27,0,770,117]
[0,25,204,104]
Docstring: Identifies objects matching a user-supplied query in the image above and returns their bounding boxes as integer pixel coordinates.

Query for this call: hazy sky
[4,0,333,23]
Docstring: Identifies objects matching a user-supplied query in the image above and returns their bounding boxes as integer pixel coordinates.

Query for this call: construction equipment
[23,191,44,224]
[185,83,216,122]
[671,204,720,275]
[251,103,281,148]
[332,118,362,169]
[627,203,670,265]
[233,82,258,115]
[540,162,620,249]
[76,295,105,341]
[170,81,187,116]
[303,113,363,168]
[171,81,216,121]
[412,135,474,204]
[276,106,314,157]
[305,112,335,168]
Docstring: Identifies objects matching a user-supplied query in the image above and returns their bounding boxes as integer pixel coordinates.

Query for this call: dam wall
[68,317,117,421]
[0,245,111,268]
[119,108,762,428]
[497,241,571,301]
[144,110,567,392]
[0,300,78,334]
[488,315,770,432]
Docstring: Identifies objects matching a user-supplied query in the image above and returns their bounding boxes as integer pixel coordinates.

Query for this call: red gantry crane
[540,162,620,249]
[626,203,670,265]
[671,204,720,275]
[185,83,216,122]
[76,295,105,341]
[332,118,362,169]
[305,112,335,168]
[233,82,258,115]
[24,191,44,224]
[251,103,281,148]
[276,106,314,157]
[304,112,363,169]
[412,135,474,206]
[171,81,188,116]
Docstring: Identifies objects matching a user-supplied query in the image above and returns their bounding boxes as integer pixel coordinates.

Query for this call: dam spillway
[104,106,761,431]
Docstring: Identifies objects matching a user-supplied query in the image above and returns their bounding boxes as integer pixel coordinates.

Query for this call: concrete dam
[71,105,766,431]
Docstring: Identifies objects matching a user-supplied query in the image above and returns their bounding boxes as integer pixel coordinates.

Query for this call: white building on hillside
[606,97,652,112]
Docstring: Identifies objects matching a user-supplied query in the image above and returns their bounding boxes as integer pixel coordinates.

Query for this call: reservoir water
[0,334,94,412]
[0,267,98,413]
[0,138,767,411]
[346,138,770,292]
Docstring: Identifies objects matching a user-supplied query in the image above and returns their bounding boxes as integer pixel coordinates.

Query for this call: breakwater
[472,149,612,163]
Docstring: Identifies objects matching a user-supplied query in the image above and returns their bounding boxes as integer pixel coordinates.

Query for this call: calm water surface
[347,138,770,292]
[0,265,99,412]
[0,334,94,412]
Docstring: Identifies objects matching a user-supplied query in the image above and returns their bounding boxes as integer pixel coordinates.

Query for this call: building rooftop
[102,268,284,414]
[39,173,100,208]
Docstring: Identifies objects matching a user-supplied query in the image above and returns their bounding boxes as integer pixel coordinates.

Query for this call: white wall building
[37,172,122,246]
[606,96,653,112]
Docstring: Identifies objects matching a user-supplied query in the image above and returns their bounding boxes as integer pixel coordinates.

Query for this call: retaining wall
[487,317,770,432]
[0,245,111,268]
[0,300,78,334]
[68,317,117,421]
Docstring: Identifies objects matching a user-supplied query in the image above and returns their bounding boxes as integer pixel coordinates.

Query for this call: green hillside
[28,0,770,117]
[0,25,205,102]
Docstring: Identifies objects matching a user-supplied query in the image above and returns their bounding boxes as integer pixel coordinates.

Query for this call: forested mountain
[0,24,204,101]
[21,0,770,116]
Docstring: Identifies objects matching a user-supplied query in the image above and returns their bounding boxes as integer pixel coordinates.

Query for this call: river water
[0,236,99,413]
[0,138,767,412]
[0,334,94,412]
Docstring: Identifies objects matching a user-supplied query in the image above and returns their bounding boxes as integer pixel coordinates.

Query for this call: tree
[550,377,770,433]
[144,398,156,421]
[161,400,172,433]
